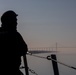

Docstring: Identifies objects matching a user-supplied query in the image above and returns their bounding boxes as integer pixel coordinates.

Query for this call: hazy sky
[0,0,76,49]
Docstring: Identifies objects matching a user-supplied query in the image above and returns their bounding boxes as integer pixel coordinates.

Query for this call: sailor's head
[1,10,18,30]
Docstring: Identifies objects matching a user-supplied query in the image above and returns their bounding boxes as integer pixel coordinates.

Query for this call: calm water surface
[20,51,76,75]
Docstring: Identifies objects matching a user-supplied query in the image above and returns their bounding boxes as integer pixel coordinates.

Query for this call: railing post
[51,54,59,75]
[23,55,29,75]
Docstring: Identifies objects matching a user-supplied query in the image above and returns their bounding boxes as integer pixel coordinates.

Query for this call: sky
[0,0,76,51]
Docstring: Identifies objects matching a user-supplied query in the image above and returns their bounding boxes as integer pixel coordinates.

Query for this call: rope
[27,52,76,70]
[47,56,76,70]
[27,52,46,59]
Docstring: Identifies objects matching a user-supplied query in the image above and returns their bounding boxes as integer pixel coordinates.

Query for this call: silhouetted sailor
[0,10,28,75]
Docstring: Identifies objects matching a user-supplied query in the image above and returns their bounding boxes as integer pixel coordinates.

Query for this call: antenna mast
[56,42,57,52]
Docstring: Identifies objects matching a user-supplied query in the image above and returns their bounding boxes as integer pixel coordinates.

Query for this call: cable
[27,52,76,70]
